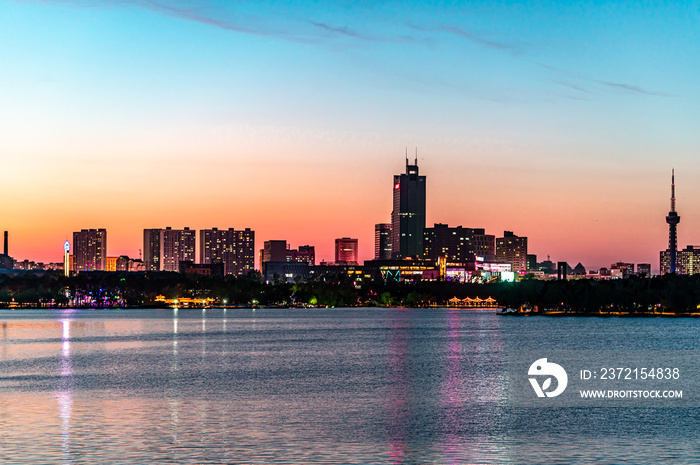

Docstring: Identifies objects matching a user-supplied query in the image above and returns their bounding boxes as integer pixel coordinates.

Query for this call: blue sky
[2,0,699,268]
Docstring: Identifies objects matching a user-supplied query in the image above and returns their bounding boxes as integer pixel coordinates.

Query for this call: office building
[73,229,107,272]
[637,263,651,277]
[0,231,12,270]
[263,240,288,263]
[335,238,358,265]
[610,262,634,278]
[374,223,392,260]
[526,254,537,271]
[495,231,528,272]
[391,157,426,258]
[288,245,315,266]
[423,224,495,262]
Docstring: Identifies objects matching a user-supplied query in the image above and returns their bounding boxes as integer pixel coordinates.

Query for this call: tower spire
[671,168,676,212]
[665,169,681,273]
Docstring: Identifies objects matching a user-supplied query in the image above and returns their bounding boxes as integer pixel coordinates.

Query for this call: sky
[1,0,700,270]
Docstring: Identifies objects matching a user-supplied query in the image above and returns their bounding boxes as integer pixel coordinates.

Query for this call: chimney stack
[3,231,7,256]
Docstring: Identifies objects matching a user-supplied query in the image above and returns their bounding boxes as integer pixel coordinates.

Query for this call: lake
[0,308,698,464]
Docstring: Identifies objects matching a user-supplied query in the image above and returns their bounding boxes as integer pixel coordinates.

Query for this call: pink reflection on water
[58,318,73,461]
[387,313,409,464]
[441,310,464,464]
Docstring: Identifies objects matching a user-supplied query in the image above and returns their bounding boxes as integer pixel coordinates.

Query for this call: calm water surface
[0,308,698,464]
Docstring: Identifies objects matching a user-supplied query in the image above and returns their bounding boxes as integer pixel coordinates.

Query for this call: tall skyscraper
[391,157,426,258]
[200,227,255,276]
[335,238,358,265]
[374,223,392,260]
[495,231,528,272]
[663,170,681,274]
[73,229,107,272]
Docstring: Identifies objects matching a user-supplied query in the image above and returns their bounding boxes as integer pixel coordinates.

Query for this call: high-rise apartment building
[335,238,358,265]
[423,224,495,262]
[199,227,255,276]
[495,231,528,272]
[676,246,700,275]
[230,228,255,276]
[391,158,426,258]
[73,229,107,272]
[374,223,392,260]
[161,227,195,272]
[143,228,162,272]
[143,227,195,272]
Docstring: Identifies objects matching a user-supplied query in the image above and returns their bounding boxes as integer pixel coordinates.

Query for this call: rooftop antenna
[415,147,418,165]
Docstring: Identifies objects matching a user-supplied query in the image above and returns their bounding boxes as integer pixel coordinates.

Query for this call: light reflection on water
[0,308,698,463]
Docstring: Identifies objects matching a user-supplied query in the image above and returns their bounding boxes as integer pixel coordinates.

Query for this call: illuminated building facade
[161,227,195,272]
[106,256,118,272]
[143,229,162,272]
[374,223,392,260]
[73,229,107,272]
[230,228,255,276]
[610,262,634,278]
[144,227,196,272]
[677,246,700,275]
[335,237,358,265]
[637,263,652,277]
[391,158,426,258]
[63,241,70,277]
[423,224,495,262]
[200,227,255,276]
[495,231,527,272]
[287,245,315,265]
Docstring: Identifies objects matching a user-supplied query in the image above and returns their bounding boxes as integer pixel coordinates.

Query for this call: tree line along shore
[0,271,699,315]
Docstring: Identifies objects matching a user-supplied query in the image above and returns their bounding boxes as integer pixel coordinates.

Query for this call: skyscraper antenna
[415,147,418,165]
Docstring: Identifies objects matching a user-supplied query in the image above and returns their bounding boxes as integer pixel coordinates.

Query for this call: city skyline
[2,1,700,270]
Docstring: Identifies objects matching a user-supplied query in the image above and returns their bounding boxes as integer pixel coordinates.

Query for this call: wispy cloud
[27,0,424,45]
[437,24,524,55]
[406,22,524,55]
[595,79,672,97]
[533,61,672,98]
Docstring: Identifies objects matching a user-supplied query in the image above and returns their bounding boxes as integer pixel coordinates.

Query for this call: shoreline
[499,310,700,318]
